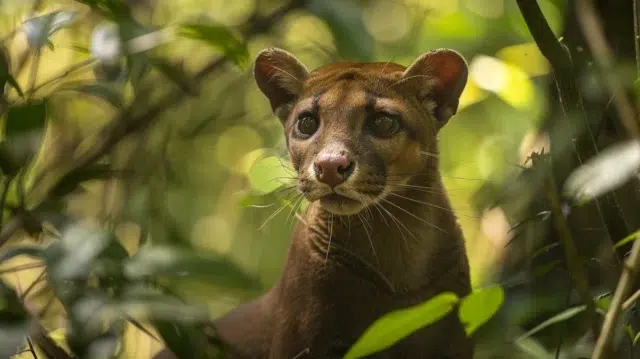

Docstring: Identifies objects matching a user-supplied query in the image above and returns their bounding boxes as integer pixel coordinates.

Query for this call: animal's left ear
[402,49,468,126]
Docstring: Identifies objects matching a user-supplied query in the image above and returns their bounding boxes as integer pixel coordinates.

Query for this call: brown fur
[154,48,473,359]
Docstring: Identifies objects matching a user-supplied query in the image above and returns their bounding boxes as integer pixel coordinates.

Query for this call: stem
[27,49,40,98]
[0,175,15,227]
[622,288,640,310]
[27,337,38,359]
[544,167,599,338]
[28,58,95,96]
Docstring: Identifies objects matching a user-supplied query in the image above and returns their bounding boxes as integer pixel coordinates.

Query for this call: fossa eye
[297,113,319,138]
[369,114,401,138]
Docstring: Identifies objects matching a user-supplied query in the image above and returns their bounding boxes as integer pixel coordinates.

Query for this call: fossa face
[254,48,468,215]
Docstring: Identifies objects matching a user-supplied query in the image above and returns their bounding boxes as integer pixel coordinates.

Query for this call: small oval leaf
[458,285,504,336]
[344,292,459,359]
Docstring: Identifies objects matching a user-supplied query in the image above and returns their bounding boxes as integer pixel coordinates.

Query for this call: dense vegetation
[0,0,638,358]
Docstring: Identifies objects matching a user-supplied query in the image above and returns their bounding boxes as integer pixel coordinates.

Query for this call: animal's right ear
[253,48,310,121]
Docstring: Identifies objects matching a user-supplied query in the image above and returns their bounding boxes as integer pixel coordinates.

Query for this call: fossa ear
[403,49,468,126]
[254,48,310,121]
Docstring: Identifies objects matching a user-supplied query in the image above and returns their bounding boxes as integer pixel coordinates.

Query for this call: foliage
[0,0,637,358]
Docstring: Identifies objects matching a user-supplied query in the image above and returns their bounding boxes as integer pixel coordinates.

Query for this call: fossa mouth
[318,192,364,215]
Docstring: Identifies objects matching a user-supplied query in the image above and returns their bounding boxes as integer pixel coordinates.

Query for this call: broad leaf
[516,305,587,342]
[178,23,248,70]
[458,285,504,336]
[124,245,259,291]
[344,292,459,359]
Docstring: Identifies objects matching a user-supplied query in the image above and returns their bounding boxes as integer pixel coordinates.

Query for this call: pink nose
[314,153,354,188]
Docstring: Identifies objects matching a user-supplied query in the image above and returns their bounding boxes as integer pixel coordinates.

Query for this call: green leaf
[58,81,124,108]
[458,285,504,336]
[516,305,587,342]
[344,292,459,359]
[178,23,249,70]
[124,245,259,291]
[634,331,640,346]
[613,230,640,249]
[5,101,47,138]
[149,56,198,95]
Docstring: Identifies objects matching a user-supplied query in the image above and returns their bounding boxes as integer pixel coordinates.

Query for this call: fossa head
[253,48,468,216]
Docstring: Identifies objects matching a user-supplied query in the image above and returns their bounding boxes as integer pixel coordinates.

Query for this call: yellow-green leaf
[613,230,640,250]
[516,305,586,342]
[344,292,459,359]
[459,285,504,336]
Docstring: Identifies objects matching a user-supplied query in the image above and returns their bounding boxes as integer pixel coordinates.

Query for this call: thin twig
[622,288,640,310]
[0,175,15,227]
[544,165,599,338]
[27,49,41,98]
[28,58,95,96]
[27,337,39,359]
[0,262,44,275]
[634,0,640,76]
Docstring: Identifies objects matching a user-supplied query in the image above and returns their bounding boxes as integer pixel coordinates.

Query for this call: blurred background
[1,0,638,358]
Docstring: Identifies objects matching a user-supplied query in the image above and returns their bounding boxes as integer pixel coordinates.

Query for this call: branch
[0,0,307,247]
[543,160,600,338]
[517,0,601,339]
[580,0,640,354]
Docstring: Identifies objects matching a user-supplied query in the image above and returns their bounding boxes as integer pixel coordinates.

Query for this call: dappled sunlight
[4,0,628,358]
